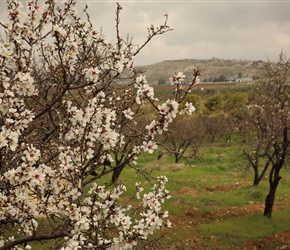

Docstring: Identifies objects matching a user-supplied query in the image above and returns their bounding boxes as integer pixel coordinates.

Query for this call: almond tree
[161,115,204,164]
[238,54,290,218]
[0,1,200,249]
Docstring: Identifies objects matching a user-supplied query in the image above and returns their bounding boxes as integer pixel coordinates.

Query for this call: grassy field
[26,140,290,249]
[114,141,290,250]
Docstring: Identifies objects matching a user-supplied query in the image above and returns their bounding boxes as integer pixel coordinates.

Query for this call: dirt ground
[167,186,290,250]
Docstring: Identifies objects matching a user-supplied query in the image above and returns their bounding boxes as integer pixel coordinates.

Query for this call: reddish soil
[165,184,290,250]
[168,203,290,250]
[154,82,238,91]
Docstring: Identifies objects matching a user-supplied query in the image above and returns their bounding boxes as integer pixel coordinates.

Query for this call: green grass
[118,142,290,248]
[14,141,290,249]
[197,209,290,249]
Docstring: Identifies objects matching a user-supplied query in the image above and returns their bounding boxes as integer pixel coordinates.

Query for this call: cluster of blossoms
[169,72,186,85]
[138,70,200,148]
[62,94,122,162]
[134,75,157,105]
[0,1,199,249]
[59,176,170,250]
[0,76,35,150]
[180,102,197,115]
[158,99,179,122]
[83,67,101,83]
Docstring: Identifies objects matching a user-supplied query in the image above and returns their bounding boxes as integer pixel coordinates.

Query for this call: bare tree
[201,114,235,143]
[161,115,204,164]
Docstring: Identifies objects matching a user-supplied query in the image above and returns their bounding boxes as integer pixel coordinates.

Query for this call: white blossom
[83,67,100,83]
[142,140,158,154]
[179,102,196,115]
[169,72,185,85]
[123,108,134,120]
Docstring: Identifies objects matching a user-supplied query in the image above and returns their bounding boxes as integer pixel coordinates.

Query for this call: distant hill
[136,58,266,85]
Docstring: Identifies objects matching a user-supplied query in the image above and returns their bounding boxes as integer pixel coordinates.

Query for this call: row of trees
[163,54,290,219]
[159,114,235,164]
[203,92,248,113]
[198,55,290,218]
[111,53,290,221]
[176,91,249,114]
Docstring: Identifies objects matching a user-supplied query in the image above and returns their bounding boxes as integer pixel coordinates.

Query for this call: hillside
[136,58,266,85]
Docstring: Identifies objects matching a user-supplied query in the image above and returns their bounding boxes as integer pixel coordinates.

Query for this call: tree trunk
[263,176,282,218]
[157,151,163,160]
[174,153,179,164]
[253,168,267,186]
[111,165,125,185]
[253,161,270,186]
[253,168,259,186]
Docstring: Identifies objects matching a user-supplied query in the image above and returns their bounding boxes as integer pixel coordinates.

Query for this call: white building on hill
[235,77,253,83]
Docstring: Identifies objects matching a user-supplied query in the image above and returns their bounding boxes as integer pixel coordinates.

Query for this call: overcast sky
[1,0,290,66]
[88,0,290,65]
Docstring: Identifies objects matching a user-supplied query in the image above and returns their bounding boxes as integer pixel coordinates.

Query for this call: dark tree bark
[263,163,283,218]
[111,165,125,185]
[111,151,134,185]
[253,161,270,186]
[263,176,282,218]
